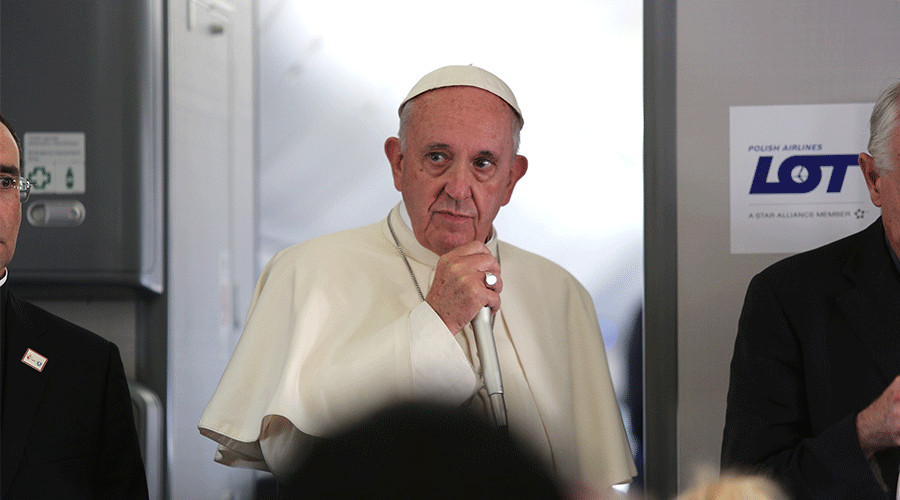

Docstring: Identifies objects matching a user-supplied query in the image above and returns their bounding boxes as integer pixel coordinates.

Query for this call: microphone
[472,306,507,429]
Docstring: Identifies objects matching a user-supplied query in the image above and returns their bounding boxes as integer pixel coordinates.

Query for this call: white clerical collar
[397,200,498,247]
[0,269,8,288]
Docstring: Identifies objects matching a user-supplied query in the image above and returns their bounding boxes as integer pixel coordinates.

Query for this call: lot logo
[749,154,859,194]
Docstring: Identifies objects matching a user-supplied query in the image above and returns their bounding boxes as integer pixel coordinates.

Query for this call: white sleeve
[408,301,480,402]
[201,264,480,478]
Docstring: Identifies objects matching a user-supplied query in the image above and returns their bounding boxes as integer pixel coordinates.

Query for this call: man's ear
[501,154,528,206]
[385,137,404,191]
[859,152,883,207]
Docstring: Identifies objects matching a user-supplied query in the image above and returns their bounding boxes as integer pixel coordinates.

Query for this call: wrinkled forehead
[0,123,21,172]
[408,88,519,147]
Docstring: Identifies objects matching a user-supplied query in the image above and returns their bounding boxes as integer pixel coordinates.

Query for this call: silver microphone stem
[473,306,507,429]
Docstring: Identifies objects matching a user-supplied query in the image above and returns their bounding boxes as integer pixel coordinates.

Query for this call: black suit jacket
[722,218,900,499]
[1,286,148,499]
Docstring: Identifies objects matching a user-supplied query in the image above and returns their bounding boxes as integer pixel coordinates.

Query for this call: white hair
[868,81,900,174]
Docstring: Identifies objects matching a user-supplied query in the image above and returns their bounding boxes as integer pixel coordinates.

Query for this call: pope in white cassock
[199,65,636,493]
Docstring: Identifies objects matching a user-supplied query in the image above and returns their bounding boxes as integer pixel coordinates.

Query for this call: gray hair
[868,81,900,174]
[398,95,523,156]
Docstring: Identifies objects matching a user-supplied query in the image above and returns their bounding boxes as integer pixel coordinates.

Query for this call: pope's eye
[474,158,493,169]
[427,152,446,162]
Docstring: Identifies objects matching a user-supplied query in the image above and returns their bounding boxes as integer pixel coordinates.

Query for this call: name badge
[22,348,48,372]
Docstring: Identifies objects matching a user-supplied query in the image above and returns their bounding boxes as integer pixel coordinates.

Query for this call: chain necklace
[387,212,425,302]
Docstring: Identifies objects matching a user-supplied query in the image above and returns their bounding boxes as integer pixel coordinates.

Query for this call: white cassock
[199,202,636,491]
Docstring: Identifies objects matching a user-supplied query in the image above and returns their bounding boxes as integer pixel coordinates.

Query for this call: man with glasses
[0,114,148,498]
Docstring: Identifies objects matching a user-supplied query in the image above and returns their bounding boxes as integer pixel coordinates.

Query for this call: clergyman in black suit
[0,114,149,498]
[722,81,900,499]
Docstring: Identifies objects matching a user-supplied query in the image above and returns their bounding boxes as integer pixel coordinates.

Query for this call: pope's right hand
[425,240,501,334]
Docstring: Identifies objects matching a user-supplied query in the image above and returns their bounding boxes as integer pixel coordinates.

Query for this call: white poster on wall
[22,132,87,195]
[730,103,878,254]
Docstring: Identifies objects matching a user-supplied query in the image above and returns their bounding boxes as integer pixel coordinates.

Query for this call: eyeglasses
[0,175,33,203]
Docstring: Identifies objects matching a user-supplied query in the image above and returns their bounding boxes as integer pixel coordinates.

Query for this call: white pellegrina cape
[199,203,635,491]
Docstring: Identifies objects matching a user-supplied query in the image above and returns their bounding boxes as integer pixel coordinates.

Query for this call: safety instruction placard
[730,104,877,254]
[22,132,86,195]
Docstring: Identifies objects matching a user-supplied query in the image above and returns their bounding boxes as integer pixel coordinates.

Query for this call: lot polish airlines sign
[730,103,877,254]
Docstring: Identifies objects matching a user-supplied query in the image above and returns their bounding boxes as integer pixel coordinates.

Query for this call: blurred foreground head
[278,402,562,499]
[676,471,789,500]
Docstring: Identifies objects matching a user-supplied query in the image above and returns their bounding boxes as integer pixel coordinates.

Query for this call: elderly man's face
[385,86,527,255]
[0,122,21,276]
[860,121,900,254]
